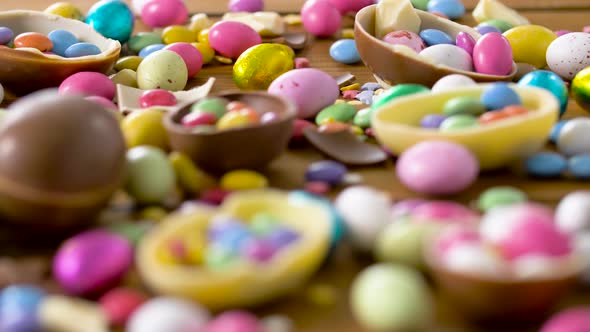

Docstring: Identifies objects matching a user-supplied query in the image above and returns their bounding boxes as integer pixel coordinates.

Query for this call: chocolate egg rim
[354,5,518,81]
[163,91,297,136]
[0,10,121,62]
[372,84,559,137]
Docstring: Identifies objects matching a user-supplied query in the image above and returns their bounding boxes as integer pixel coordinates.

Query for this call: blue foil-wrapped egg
[0,285,45,332]
[86,0,134,43]
[518,70,568,116]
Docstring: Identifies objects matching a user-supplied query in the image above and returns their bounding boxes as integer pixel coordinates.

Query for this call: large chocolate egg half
[0,91,126,228]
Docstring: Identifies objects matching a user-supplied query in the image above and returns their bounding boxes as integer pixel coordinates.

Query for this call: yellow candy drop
[192,42,215,64]
[162,25,196,44]
[198,29,210,46]
[45,2,84,21]
[121,108,169,150]
[503,25,557,69]
[233,44,295,90]
[217,111,252,130]
[220,170,269,191]
[188,13,213,34]
[169,151,216,194]
[115,56,143,72]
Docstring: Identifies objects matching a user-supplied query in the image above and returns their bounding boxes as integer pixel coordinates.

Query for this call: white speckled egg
[137,50,188,91]
[555,191,590,234]
[557,118,590,157]
[546,33,590,80]
[431,74,477,93]
[127,297,210,332]
[334,186,392,252]
[419,45,473,72]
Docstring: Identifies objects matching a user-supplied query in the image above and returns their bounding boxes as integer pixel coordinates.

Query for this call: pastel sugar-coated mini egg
[420,114,446,128]
[427,0,465,19]
[0,27,13,45]
[86,0,134,43]
[375,221,436,268]
[503,25,557,69]
[419,45,473,72]
[128,32,162,54]
[229,0,263,12]
[139,90,177,108]
[233,43,295,90]
[14,32,53,52]
[372,84,430,109]
[0,285,46,332]
[122,109,169,150]
[139,44,166,58]
[65,43,101,58]
[202,311,260,332]
[435,227,481,255]
[572,67,590,111]
[555,191,590,234]
[569,154,590,179]
[477,186,527,212]
[524,152,567,178]
[208,21,262,59]
[59,72,115,100]
[476,25,501,35]
[137,50,188,91]
[141,0,188,28]
[162,25,196,44]
[164,42,203,77]
[127,297,210,332]
[330,39,361,64]
[301,0,342,38]
[125,146,176,204]
[99,288,148,327]
[350,264,433,332]
[411,201,480,225]
[335,186,392,252]
[382,30,426,53]
[455,32,476,55]
[396,140,479,195]
[45,2,85,21]
[518,70,568,115]
[305,160,347,185]
[53,230,133,297]
[419,29,454,46]
[431,74,476,92]
[47,29,79,57]
[557,118,590,156]
[480,83,521,110]
[480,203,572,260]
[546,33,590,81]
[268,68,339,118]
[472,32,513,75]
[541,307,590,332]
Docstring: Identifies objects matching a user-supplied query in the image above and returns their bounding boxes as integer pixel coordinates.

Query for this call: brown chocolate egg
[0,91,126,229]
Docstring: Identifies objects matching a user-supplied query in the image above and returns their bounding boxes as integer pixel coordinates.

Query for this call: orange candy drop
[14,32,53,52]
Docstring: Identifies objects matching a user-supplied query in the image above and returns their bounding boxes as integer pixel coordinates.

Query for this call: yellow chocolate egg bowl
[372,84,559,170]
[136,190,332,310]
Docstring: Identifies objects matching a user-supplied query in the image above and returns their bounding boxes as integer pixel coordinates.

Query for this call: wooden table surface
[2,1,590,332]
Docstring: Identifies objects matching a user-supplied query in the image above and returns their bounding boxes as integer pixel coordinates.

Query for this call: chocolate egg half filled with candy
[0,91,126,229]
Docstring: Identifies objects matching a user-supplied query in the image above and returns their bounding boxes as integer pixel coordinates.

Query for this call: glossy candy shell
[373,84,559,170]
[136,190,332,310]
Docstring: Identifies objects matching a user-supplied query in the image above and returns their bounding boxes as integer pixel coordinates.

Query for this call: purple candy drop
[476,25,501,35]
[305,160,347,185]
[420,114,446,129]
[242,239,276,262]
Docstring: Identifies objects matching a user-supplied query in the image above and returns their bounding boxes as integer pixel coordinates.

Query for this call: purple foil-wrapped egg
[53,230,133,297]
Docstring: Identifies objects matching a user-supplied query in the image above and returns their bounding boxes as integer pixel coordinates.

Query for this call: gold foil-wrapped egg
[233,43,295,90]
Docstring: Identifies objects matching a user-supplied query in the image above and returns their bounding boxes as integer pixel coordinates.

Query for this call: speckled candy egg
[86,0,134,43]
[546,32,590,80]
[350,264,433,331]
[518,70,568,115]
[431,74,476,92]
[53,230,133,297]
[555,191,590,234]
[0,92,126,226]
[572,66,590,111]
[557,118,590,156]
[541,307,590,332]
[419,44,473,72]
[268,68,339,118]
[301,0,342,38]
[396,140,479,195]
[472,32,513,75]
[233,43,295,90]
[137,50,188,91]
[334,186,392,252]
[127,297,210,332]
[382,30,426,53]
[208,21,262,59]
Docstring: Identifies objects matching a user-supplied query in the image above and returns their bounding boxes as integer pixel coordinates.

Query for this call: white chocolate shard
[39,296,109,332]
[222,12,285,37]
[472,0,530,26]
[375,0,421,39]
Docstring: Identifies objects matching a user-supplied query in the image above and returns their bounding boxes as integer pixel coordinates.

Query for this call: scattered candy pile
[1,0,590,330]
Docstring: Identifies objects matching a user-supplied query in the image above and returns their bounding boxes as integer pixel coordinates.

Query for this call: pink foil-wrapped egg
[382,30,426,53]
[203,311,261,332]
[541,307,590,332]
[473,32,513,76]
[411,201,479,225]
[268,68,339,118]
[396,140,479,195]
[141,0,188,28]
[301,0,342,38]
[455,31,476,56]
[59,72,115,100]
[208,21,262,59]
[53,230,133,297]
